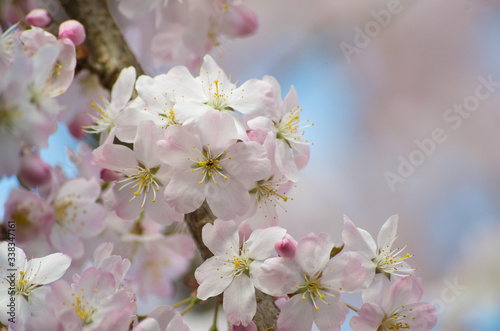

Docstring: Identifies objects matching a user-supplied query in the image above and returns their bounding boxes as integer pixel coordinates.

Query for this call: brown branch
[61,1,280,329]
[58,0,144,90]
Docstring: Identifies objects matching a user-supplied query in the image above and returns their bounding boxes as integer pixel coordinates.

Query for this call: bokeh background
[2,0,500,329]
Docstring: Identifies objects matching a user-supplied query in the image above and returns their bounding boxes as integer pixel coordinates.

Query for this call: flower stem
[172,296,194,308]
[181,298,201,316]
[209,302,219,331]
[346,303,359,312]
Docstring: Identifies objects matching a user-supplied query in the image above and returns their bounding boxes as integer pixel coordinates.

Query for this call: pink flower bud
[100,168,123,182]
[232,321,257,331]
[18,148,52,187]
[26,9,52,28]
[59,20,86,45]
[226,5,258,38]
[274,234,298,258]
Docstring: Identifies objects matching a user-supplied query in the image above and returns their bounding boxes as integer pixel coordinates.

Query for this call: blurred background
[2,0,500,329]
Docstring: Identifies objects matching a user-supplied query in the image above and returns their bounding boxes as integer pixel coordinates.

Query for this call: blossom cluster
[0,4,437,331]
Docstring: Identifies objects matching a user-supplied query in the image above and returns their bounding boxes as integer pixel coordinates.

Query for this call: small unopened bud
[18,148,52,187]
[226,5,258,37]
[100,169,123,182]
[59,20,86,45]
[26,9,52,28]
[274,234,298,258]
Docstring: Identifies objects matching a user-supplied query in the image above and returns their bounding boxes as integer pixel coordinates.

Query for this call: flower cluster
[0,5,437,331]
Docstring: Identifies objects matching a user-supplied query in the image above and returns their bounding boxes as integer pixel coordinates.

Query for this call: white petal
[26,253,71,285]
[246,227,286,261]
[164,169,206,214]
[377,215,399,249]
[277,294,314,331]
[111,66,136,110]
[223,275,256,326]
[295,233,333,276]
[201,219,239,255]
[195,257,233,300]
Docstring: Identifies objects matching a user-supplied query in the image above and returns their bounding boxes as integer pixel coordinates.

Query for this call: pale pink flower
[83,66,136,144]
[0,244,71,330]
[33,267,136,331]
[247,75,311,182]
[342,215,414,287]
[92,242,131,290]
[133,305,190,331]
[156,111,271,220]
[20,27,76,98]
[195,219,286,326]
[3,188,53,242]
[93,120,183,225]
[255,233,366,331]
[350,276,437,331]
[48,178,107,259]
[162,54,274,137]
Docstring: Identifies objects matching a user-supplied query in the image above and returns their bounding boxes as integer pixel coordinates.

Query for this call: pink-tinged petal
[253,257,302,296]
[0,133,21,176]
[156,125,201,169]
[94,242,113,266]
[223,141,271,186]
[223,275,256,326]
[135,75,167,109]
[377,215,399,249]
[281,86,299,118]
[295,233,333,275]
[229,79,274,116]
[232,321,257,331]
[164,169,206,214]
[350,302,385,331]
[198,110,237,150]
[96,305,136,331]
[74,203,106,238]
[114,105,161,143]
[200,54,232,91]
[112,185,144,220]
[27,253,71,285]
[165,313,190,331]
[162,65,206,103]
[134,120,164,167]
[111,67,136,110]
[362,274,392,305]
[118,0,158,18]
[383,276,423,312]
[246,227,286,260]
[174,102,213,124]
[402,302,437,331]
[313,293,348,331]
[342,215,377,257]
[323,252,366,293]
[134,318,162,331]
[206,179,250,220]
[195,257,233,300]
[275,139,299,182]
[247,116,275,133]
[202,219,239,254]
[291,141,310,170]
[146,194,184,225]
[25,314,59,331]
[49,226,84,259]
[277,294,314,331]
[92,143,138,172]
[55,178,100,204]
[274,234,298,258]
[147,305,179,331]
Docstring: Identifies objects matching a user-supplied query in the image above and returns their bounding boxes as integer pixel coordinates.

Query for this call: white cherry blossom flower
[0,244,71,329]
[195,219,286,326]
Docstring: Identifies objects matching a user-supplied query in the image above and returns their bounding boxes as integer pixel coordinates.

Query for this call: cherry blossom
[156,111,271,220]
[133,305,190,331]
[255,233,366,331]
[0,244,71,330]
[342,215,415,287]
[350,276,437,331]
[195,219,286,326]
[93,120,183,225]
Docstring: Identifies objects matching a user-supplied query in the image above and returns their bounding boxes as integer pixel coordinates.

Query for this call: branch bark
[58,0,144,90]
[61,1,280,329]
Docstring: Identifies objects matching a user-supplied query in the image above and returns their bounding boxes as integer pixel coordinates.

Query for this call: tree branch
[58,0,144,90]
[61,1,280,329]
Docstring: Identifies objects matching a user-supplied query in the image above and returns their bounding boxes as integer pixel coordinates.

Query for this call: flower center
[275,107,313,145]
[379,312,411,330]
[0,101,21,134]
[191,147,229,185]
[82,97,114,134]
[296,272,336,311]
[373,240,414,277]
[116,165,161,209]
[73,295,96,325]
[15,271,38,299]
[205,79,233,111]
